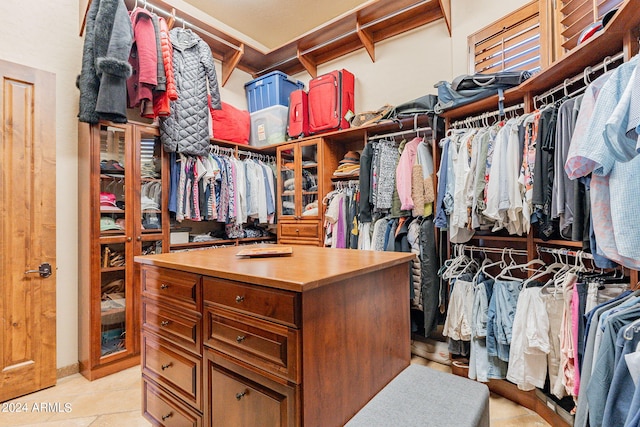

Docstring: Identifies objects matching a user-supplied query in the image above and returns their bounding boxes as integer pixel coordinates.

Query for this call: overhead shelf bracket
[222,43,244,87]
[357,20,375,62]
[297,49,318,78]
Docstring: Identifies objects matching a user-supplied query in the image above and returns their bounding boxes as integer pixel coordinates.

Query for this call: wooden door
[0,60,56,401]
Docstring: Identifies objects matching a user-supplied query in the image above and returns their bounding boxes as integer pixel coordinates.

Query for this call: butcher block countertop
[134,244,415,292]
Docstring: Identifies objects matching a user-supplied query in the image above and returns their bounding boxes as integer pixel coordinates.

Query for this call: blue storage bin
[244,71,304,113]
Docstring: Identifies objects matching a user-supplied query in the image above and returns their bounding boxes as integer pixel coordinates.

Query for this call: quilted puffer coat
[160,28,221,156]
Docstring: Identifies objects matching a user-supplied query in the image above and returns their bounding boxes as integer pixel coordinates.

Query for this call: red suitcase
[287,89,309,139]
[308,69,355,134]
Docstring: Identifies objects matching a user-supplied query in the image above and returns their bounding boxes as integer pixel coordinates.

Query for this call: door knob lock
[25,263,52,278]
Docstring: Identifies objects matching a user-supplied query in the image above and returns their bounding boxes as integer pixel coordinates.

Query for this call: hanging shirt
[566,57,640,269]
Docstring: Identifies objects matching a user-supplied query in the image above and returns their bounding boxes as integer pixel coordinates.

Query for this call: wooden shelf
[533,238,583,248]
[119,0,449,81]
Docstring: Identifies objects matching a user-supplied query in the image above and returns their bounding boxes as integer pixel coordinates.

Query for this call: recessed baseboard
[57,363,79,379]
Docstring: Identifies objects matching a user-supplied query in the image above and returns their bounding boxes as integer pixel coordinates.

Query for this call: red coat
[127,7,157,109]
[154,16,177,117]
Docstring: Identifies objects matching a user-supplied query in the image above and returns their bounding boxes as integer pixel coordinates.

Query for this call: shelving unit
[78,120,168,380]
[437,0,640,424]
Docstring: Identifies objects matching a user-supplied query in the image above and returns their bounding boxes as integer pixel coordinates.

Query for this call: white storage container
[250,105,288,147]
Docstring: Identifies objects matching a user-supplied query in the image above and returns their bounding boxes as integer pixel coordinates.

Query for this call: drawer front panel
[142,266,200,310]
[203,278,299,327]
[143,378,202,427]
[279,222,320,239]
[142,299,201,354]
[208,362,295,427]
[204,307,299,382]
[143,335,201,409]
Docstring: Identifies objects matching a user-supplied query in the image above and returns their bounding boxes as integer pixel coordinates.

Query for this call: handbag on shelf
[434,70,532,114]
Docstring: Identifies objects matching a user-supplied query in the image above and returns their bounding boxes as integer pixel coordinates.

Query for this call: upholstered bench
[345,364,490,427]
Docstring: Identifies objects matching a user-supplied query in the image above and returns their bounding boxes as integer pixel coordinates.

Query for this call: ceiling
[181,0,373,50]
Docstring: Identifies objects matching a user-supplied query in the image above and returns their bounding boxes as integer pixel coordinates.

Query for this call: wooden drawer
[203,278,299,327]
[279,221,320,240]
[143,377,202,427]
[205,350,297,427]
[142,334,202,410]
[204,306,299,382]
[142,298,201,354]
[142,266,200,311]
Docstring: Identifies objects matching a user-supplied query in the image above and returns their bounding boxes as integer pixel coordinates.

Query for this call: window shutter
[468,1,544,75]
[555,0,624,55]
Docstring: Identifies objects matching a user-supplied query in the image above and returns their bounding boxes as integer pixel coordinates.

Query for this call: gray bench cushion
[345,364,490,427]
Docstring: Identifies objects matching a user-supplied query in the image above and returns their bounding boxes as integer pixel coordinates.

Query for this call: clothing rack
[533,51,624,107]
[333,180,359,190]
[237,149,275,163]
[367,126,432,141]
[450,103,525,129]
[455,244,527,257]
[536,246,595,260]
[131,0,243,52]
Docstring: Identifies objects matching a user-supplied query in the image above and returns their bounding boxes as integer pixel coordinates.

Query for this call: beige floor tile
[90,411,151,427]
[46,386,141,422]
[489,393,534,419]
[410,356,452,373]
[491,413,551,427]
[19,417,98,427]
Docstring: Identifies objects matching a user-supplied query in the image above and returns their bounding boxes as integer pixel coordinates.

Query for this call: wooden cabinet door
[0,60,56,401]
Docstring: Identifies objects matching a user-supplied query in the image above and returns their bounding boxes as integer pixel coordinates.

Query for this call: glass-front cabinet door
[277,139,320,219]
[97,124,131,359]
[279,144,297,217]
[299,139,319,219]
[137,127,163,237]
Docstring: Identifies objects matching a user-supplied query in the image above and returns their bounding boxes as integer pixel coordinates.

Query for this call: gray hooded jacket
[78,0,133,124]
[160,28,221,156]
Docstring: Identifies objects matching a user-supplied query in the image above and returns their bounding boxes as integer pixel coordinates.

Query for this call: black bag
[382,94,443,135]
[451,70,532,91]
[387,94,438,118]
[434,71,531,114]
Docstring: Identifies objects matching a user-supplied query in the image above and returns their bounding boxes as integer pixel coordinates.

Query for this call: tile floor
[0,358,550,426]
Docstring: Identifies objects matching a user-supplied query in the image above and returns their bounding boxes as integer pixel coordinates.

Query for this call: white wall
[1,0,84,371]
[293,21,453,112]
[0,0,533,372]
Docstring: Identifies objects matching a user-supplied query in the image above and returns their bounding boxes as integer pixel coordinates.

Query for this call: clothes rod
[450,103,525,128]
[131,0,242,52]
[533,51,624,105]
[456,244,528,256]
[367,126,432,141]
[537,246,594,260]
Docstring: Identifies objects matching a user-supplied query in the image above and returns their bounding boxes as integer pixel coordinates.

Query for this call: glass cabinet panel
[100,242,127,357]
[139,136,163,233]
[99,125,127,236]
[279,148,296,217]
[300,142,319,218]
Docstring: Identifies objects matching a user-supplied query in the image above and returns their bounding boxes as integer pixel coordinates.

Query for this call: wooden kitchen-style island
[134,244,414,427]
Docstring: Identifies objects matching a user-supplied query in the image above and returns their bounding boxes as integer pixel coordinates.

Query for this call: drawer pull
[235,390,247,400]
[161,362,173,371]
[235,295,245,303]
[162,412,173,421]
[160,283,170,290]
[160,320,170,327]
[236,335,246,343]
